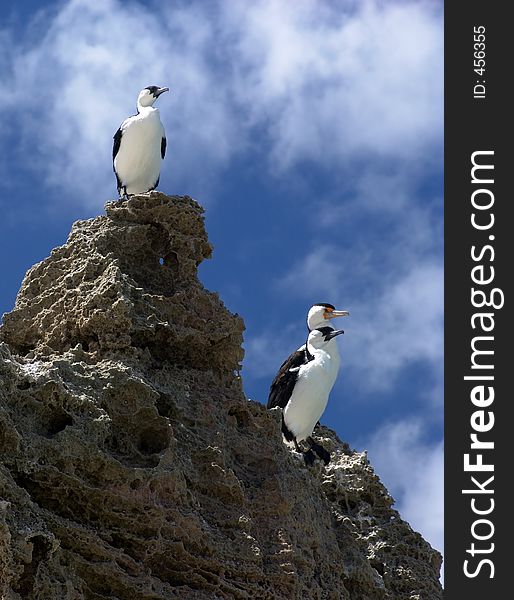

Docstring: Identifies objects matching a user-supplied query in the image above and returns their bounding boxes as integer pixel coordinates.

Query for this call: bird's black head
[137,86,170,110]
[145,85,169,98]
[307,303,349,331]
[313,303,336,310]
[315,326,345,341]
[306,326,344,353]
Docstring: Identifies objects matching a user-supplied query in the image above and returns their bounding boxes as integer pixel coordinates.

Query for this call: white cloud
[222,0,443,168]
[363,419,444,575]
[0,0,442,207]
[346,261,443,388]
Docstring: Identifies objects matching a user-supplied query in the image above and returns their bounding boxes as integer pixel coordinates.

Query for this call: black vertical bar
[445,2,510,597]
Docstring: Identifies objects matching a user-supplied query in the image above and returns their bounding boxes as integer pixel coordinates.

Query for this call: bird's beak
[155,87,169,97]
[325,328,345,340]
[326,310,349,319]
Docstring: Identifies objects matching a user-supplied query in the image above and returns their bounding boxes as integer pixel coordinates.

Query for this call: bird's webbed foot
[294,438,320,466]
[292,437,325,466]
[307,436,331,465]
[303,449,317,466]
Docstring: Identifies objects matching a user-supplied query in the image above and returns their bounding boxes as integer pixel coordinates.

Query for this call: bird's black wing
[113,127,123,162]
[267,348,309,410]
[161,137,166,159]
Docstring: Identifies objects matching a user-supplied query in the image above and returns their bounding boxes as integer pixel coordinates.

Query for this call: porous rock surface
[0,193,442,599]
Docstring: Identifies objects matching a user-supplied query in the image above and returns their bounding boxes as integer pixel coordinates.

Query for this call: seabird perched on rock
[268,326,345,465]
[113,86,169,197]
[267,303,348,465]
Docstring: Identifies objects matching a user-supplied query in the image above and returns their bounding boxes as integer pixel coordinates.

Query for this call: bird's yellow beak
[325,309,349,319]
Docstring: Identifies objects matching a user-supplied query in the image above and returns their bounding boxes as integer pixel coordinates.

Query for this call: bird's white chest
[115,110,165,194]
[121,111,163,146]
[283,347,340,441]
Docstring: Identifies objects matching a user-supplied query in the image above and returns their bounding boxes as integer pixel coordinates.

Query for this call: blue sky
[0,0,444,563]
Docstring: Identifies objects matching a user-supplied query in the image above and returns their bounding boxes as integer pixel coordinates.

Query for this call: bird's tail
[281,415,295,442]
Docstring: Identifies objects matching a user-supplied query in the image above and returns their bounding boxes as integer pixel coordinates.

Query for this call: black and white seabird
[267,303,349,465]
[113,86,169,197]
